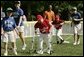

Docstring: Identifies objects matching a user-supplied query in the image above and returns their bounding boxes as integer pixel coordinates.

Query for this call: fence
[22,21,83,38]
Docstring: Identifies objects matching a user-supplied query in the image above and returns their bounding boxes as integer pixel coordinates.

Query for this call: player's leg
[77,23,81,45]
[3,42,8,56]
[13,30,17,50]
[49,24,54,43]
[56,29,60,44]
[9,31,17,55]
[43,34,48,52]
[44,34,52,54]
[11,42,17,55]
[57,29,64,44]
[18,26,26,50]
[73,25,78,45]
[37,34,43,54]
[77,34,80,44]
[73,33,77,45]
[3,33,8,56]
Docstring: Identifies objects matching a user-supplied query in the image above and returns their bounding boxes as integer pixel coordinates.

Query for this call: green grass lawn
[1,35,83,56]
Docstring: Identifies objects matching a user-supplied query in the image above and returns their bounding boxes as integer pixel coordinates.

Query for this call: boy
[52,10,64,44]
[70,7,82,45]
[34,15,52,54]
[13,1,26,50]
[1,7,18,56]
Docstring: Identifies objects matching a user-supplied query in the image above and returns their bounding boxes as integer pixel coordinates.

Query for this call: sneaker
[13,49,17,55]
[57,41,59,44]
[63,41,70,43]
[60,39,64,44]
[37,50,43,54]
[73,42,77,45]
[47,50,51,54]
[22,44,26,50]
[43,48,47,52]
[4,52,8,56]
[77,41,80,45]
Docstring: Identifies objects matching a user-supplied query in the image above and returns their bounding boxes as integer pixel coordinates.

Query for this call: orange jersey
[44,10,55,22]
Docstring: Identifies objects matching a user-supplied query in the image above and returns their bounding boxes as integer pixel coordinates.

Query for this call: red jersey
[34,19,51,34]
[52,15,64,30]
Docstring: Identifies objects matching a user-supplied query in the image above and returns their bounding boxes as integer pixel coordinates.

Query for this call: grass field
[1,35,83,56]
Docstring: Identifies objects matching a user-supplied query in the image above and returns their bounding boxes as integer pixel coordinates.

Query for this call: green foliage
[1,1,83,21]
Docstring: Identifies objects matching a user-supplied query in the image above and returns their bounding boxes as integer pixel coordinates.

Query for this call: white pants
[2,31,16,43]
[38,33,51,51]
[56,29,63,41]
[73,23,81,34]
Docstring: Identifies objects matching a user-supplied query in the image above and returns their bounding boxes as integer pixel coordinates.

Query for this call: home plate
[63,41,70,43]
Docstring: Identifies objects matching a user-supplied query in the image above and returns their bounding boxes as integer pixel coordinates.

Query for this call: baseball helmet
[37,15,43,20]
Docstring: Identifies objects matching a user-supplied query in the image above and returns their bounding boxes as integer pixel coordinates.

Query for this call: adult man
[34,15,52,54]
[70,7,82,45]
[13,1,26,50]
[44,5,55,43]
[44,5,55,22]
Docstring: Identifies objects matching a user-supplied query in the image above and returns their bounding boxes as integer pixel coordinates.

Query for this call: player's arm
[73,18,83,21]
[1,12,5,20]
[48,24,52,31]
[60,22,64,25]
[3,12,5,18]
[73,12,82,21]
[52,11,55,21]
[52,20,55,25]
[14,28,19,35]
[43,11,47,19]
[13,18,19,35]
[22,15,27,21]
[60,20,64,25]
[14,22,19,35]
[1,20,4,35]
[1,13,5,20]
[47,21,52,32]
[1,27,4,35]
[18,9,24,27]
[18,16,23,27]
[34,22,39,34]
[70,15,74,27]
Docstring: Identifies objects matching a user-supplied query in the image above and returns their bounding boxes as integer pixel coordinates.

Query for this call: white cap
[17,1,21,4]
[72,7,77,11]
[15,1,21,4]
[6,7,13,12]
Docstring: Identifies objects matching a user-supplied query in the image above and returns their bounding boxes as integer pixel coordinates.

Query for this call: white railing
[23,21,83,38]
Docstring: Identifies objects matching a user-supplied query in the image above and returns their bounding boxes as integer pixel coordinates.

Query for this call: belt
[4,30,14,32]
[41,32,49,34]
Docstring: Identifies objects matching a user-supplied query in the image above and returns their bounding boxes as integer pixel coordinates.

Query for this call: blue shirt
[71,12,81,24]
[1,16,16,31]
[13,8,24,26]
